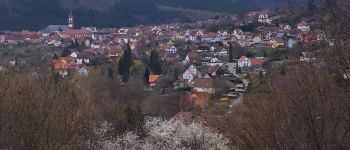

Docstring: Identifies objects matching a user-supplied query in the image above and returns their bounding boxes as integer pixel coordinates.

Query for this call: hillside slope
[0,0,306,30]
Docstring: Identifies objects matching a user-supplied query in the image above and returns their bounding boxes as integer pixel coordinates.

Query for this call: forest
[0,0,306,30]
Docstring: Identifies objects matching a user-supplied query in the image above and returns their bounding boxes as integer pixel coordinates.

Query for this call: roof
[194,78,214,88]
[65,29,91,35]
[149,75,161,83]
[52,57,76,70]
[298,21,310,26]
[208,65,221,73]
[41,25,68,34]
[239,56,248,61]
[250,58,263,65]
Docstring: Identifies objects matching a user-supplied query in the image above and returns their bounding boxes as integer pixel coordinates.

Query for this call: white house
[76,54,90,65]
[182,70,195,83]
[297,21,311,32]
[210,57,220,63]
[181,64,198,84]
[78,66,88,77]
[258,12,272,24]
[238,56,251,68]
[166,46,178,53]
[91,42,101,49]
[70,52,78,58]
[188,65,198,76]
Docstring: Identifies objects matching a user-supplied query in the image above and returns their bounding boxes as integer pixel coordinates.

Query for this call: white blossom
[91,117,229,150]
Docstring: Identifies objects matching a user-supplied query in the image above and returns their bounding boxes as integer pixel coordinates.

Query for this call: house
[238,56,263,68]
[297,21,311,32]
[91,41,101,49]
[268,38,285,48]
[300,52,316,62]
[118,28,129,35]
[180,65,198,84]
[149,75,161,88]
[108,43,123,59]
[52,57,76,77]
[238,56,251,68]
[182,70,195,84]
[208,65,226,77]
[298,32,316,44]
[250,58,263,67]
[0,34,5,43]
[46,33,62,47]
[76,53,90,64]
[166,46,177,53]
[193,78,215,94]
[185,51,200,64]
[65,29,92,39]
[78,66,88,77]
[258,11,272,24]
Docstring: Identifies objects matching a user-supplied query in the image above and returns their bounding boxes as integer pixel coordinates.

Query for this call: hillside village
[0,8,341,120]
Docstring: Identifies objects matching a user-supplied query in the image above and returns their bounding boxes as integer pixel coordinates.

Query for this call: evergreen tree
[144,68,150,85]
[149,50,162,75]
[61,48,71,57]
[228,43,233,62]
[53,53,59,59]
[118,44,133,81]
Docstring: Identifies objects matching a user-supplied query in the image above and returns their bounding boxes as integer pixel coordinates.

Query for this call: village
[0,8,333,120]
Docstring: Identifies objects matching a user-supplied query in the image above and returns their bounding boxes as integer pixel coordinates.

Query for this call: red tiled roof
[149,75,161,83]
[250,58,263,65]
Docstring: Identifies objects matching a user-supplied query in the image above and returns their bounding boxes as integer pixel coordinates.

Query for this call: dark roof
[41,25,69,34]
[194,78,214,88]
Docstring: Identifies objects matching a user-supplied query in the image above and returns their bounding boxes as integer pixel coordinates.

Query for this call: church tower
[68,10,74,29]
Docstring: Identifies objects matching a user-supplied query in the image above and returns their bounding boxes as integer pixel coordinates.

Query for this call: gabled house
[0,34,5,43]
[268,38,285,48]
[238,56,251,68]
[298,32,317,44]
[185,51,200,64]
[77,66,88,77]
[180,64,198,85]
[238,56,263,68]
[193,78,215,94]
[208,65,226,77]
[258,11,272,24]
[166,46,177,53]
[65,29,92,40]
[297,21,311,32]
[77,53,90,64]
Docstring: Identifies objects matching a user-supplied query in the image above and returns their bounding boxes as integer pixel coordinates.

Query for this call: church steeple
[68,10,74,29]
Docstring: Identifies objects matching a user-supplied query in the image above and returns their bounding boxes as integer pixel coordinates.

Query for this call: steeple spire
[68,9,74,29]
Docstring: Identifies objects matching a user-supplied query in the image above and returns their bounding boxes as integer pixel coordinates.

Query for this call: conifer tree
[118,44,133,82]
[149,50,162,75]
